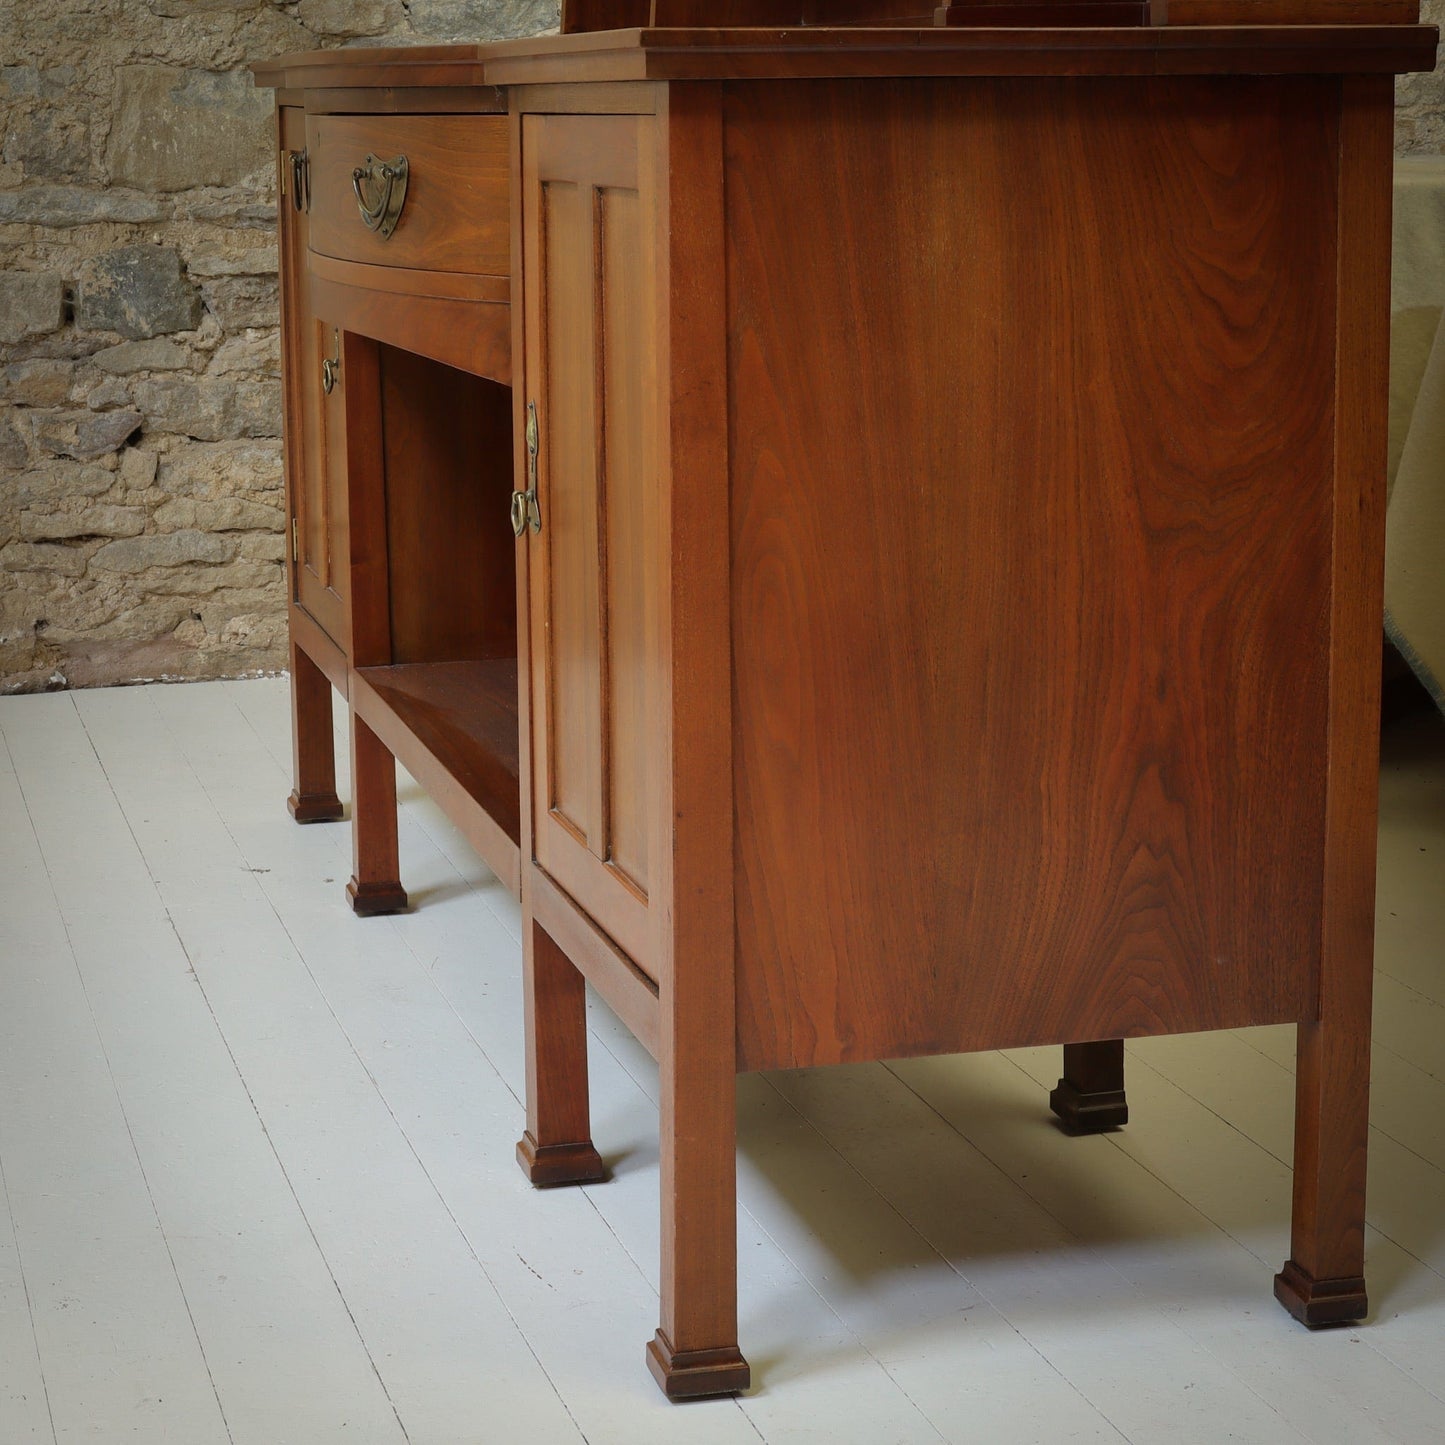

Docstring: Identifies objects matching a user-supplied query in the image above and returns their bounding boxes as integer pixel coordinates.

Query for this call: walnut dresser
[254,2,1439,1400]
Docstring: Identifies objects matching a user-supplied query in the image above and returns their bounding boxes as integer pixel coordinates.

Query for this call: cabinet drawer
[307,114,509,277]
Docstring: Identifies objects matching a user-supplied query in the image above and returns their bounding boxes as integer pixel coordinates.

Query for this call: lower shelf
[352,658,522,893]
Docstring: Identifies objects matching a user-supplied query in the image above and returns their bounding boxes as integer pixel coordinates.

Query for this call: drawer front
[307,114,509,276]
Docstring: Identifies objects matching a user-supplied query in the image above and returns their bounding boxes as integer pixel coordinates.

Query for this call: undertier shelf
[353,659,521,878]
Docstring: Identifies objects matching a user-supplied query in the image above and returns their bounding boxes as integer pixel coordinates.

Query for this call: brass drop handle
[351,153,409,238]
[512,401,542,538]
[289,148,309,213]
[321,330,340,395]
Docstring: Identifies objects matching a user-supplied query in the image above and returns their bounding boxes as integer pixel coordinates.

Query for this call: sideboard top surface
[252,22,1438,90]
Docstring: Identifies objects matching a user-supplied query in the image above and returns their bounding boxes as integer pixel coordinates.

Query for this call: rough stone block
[0,272,66,344]
[2,360,74,407]
[134,376,280,441]
[87,378,132,411]
[407,0,558,39]
[199,276,279,330]
[0,187,170,227]
[187,248,278,278]
[154,496,285,532]
[32,410,144,462]
[21,506,147,542]
[296,0,400,36]
[14,462,116,508]
[106,66,273,192]
[1,66,79,100]
[119,448,160,490]
[92,339,190,375]
[0,541,87,579]
[155,439,283,498]
[148,560,278,595]
[76,246,202,340]
[91,530,234,573]
[209,333,280,377]
[0,414,27,470]
[3,108,90,181]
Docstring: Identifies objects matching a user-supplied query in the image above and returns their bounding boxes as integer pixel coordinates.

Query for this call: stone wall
[1,1,1442,692]
[0,0,553,692]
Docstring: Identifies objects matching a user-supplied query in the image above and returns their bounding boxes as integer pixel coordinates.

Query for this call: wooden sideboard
[255,7,1438,1400]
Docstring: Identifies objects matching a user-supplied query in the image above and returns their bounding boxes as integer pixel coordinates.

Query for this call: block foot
[1049,1076,1128,1134]
[1274,1260,1367,1328]
[288,789,343,824]
[516,1132,607,1188]
[346,878,408,916]
[645,1330,750,1400]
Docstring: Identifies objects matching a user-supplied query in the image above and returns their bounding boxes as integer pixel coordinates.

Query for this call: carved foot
[1049,1076,1128,1134]
[288,789,344,824]
[346,878,408,916]
[1274,1260,1368,1327]
[645,1330,750,1401]
[516,1132,607,1188]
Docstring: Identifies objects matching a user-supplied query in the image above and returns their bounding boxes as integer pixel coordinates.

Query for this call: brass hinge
[291,515,299,564]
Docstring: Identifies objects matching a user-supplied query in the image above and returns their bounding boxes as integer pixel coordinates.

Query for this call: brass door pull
[351,153,409,238]
[512,401,542,537]
[321,330,340,394]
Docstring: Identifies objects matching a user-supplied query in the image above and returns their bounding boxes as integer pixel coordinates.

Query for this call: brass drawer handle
[351,153,409,238]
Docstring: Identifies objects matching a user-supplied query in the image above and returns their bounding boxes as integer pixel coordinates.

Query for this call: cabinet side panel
[728,76,1337,1070]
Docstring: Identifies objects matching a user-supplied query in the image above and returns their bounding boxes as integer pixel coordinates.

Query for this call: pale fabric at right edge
[1385,157,1445,712]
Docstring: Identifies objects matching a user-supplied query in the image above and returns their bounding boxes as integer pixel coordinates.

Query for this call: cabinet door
[521,113,657,968]
[279,111,349,649]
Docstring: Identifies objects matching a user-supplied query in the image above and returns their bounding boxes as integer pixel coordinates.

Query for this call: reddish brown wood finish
[287,638,344,823]
[377,348,517,667]
[637,80,750,1401]
[347,709,409,916]
[257,19,1434,1400]
[517,916,608,1185]
[1273,73,1393,1332]
[1051,1041,1129,1133]
[521,111,656,971]
[308,114,510,277]
[728,75,1337,1072]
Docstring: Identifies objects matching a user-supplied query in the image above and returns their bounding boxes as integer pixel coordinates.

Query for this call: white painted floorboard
[1,678,1442,1444]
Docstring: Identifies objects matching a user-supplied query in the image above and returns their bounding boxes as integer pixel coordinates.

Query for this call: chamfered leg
[516,915,606,1187]
[345,710,408,916]
[287,639,343,823]
[1050,1039,1129,1134]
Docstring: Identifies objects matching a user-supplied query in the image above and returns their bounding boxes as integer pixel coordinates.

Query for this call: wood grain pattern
[1166,0,1419,22]
[308,114,510,277]
[474,26,1439,88]
[516,916,607,1187]
[278,106,344,827]
[286,637,343,824]
[644,80,750,1400]
[728,75,1339,1072]
[349,662,522,894]
[1274,73,1393,1330]
[309,276,510,385]
[522,113,654,968]
[346,710,408,916]
[377,347,517,667]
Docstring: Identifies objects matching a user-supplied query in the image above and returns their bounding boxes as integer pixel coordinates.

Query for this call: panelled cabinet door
[278,112,349,649]
[521,113,657,971]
